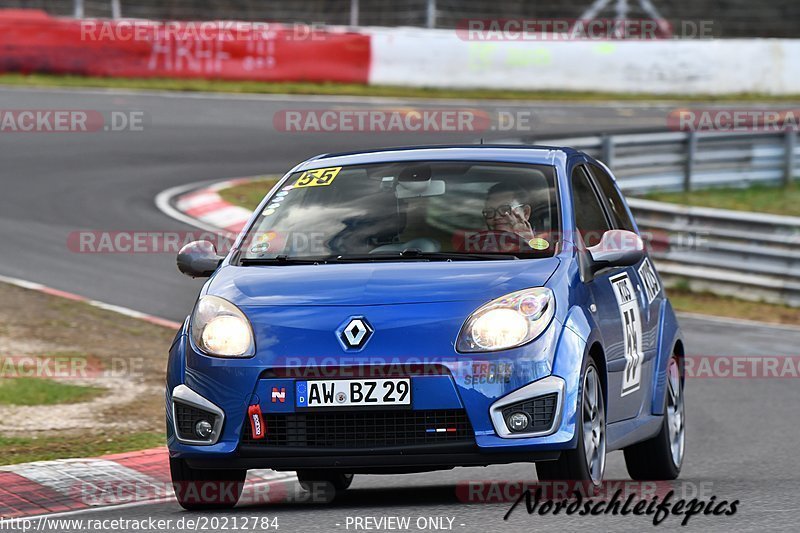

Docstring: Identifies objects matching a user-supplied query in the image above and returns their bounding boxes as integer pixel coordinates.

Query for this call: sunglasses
[482,203,525,219]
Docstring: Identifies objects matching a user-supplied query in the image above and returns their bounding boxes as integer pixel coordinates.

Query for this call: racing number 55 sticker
[610,273,643,397]
[294,167,341,188]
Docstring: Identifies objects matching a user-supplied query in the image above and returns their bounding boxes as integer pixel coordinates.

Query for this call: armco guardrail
[532,129,799,193]
[628,198,800,307]
[527,129,800,306]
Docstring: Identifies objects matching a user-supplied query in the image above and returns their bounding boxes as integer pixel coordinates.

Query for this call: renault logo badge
[339,317,373,350]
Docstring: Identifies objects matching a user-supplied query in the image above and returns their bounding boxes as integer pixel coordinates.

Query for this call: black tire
[536,358,605,487]
[624,355,684,480]
[170,457,247,510]
[296,470,354,501]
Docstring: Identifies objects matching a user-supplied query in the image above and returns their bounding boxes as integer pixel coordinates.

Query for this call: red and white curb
[0,448,295,519]
[0,274,181,330]
[156,177,267,238]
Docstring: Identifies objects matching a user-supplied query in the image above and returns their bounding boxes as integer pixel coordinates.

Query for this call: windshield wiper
[239,255,326,266]
[333,250,519,262]
[239,250,520,266]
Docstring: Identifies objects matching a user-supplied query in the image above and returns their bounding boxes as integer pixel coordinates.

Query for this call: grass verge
[667,288,800,325]
[3,73,800,102]
[0,432,164,466]
[0,281,176,464]
[218,177,280,211]
[0,377,104,406]
[643,183,800,217]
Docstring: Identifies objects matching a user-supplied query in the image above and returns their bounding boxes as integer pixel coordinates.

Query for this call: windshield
[238,161,560,262]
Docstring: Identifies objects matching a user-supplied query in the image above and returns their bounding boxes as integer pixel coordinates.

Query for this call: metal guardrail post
[684,131,697,192]
[350,0,359,26]
[111,0,121,19]
[73,0,84,18]
[601,134,614,166]
[426,0,437,28]
[784,129,796,187]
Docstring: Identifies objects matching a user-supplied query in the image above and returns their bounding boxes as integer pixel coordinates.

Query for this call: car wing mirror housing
[177,240,224,278]
[587,229,645,274]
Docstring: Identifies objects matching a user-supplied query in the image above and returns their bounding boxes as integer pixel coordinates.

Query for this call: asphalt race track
[1,87,798,531]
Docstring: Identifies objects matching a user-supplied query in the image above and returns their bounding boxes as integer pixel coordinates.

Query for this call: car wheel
[536,358,606,487]
[624,354,685,480]
[169,457,246,510]
[296,470,354,501]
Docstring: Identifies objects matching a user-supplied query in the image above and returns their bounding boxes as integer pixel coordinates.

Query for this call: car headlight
[190,295,255,357]
[457,288,555,352]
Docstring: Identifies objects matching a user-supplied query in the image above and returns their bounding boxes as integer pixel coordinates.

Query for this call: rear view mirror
[393,164,445,198]
[177,240,224,278]
[396,179,446,199]
[587,230,644,273]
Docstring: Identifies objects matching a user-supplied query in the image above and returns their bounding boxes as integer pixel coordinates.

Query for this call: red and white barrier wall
[1,10,799,95]
[0,10,370,83]
[367,27,800,95]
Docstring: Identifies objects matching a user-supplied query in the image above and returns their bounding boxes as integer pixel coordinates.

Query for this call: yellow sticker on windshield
[528,237,550,250]
[294,167,341,188]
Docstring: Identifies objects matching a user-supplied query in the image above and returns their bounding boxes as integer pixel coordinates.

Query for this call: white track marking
[0,274,181,329]
[675,311,800,332]
[0,84,683,106]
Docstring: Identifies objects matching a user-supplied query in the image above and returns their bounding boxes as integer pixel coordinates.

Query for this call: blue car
[167,145,686,509]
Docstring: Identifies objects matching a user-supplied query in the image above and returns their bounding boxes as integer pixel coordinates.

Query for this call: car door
[587,163,663,415]
[570,164,644,423]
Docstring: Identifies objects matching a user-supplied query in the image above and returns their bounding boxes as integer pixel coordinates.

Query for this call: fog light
[195,420,213,439]
[506,412,530,432]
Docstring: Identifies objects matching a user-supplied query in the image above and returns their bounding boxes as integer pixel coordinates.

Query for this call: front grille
[174,402,217,441]
[501,393,558,433]
[242,409,474,448]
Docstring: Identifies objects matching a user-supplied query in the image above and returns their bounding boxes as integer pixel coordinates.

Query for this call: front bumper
[166,308,588,466]
[186,442,561,473]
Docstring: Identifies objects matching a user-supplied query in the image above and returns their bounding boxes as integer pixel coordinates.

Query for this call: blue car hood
[207,258,560,306]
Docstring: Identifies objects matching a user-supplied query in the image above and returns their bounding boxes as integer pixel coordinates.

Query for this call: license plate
[296,379,411,408]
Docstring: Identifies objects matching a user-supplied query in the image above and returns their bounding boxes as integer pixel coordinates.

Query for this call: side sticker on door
[637,257,661,305]
[610,272,643,397]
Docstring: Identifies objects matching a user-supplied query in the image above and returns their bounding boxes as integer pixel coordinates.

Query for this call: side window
[589,164,636,232]
[571,166,610,248]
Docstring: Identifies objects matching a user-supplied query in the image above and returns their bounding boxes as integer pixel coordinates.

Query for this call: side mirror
[177,240,223,278]
[587,230,645,273]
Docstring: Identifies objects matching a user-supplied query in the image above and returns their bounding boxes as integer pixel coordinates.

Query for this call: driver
[482,182,535,242]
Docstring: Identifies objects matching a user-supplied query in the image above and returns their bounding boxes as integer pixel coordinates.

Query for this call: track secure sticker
[610,272,643,397]
[294,167,341,188]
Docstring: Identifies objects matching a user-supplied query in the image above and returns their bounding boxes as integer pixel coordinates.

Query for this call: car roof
[294,145,579,171]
